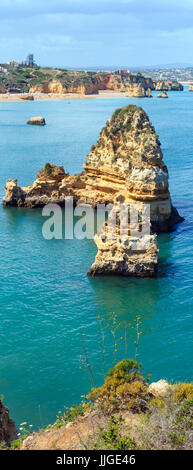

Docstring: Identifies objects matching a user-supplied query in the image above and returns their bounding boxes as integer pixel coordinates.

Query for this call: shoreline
[0,91,132,102]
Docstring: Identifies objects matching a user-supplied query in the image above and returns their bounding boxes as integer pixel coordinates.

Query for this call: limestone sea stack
[87,203,159,277]
[3,105,182,233]
[27,117,46,125]
[157,92,168,99]
[3,105,183,278]
[147,88,153,98]
[126,84,146,97]
[82,105,182,232]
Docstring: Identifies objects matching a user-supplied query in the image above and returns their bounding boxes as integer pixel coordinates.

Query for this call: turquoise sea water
[0,90,193,429]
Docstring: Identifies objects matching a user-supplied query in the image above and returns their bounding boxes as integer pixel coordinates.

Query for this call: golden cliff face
[82,105,180,231]
[28,73,147,96]
[87,203,159,277]
[3,105,182,232]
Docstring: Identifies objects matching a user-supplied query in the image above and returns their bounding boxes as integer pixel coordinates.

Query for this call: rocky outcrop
[189,84,193,92]
[3,105,182,232]
[147,88,153,98]
[0,400,17,445]
[3,105,183,278]
[82,105,182,232]
[28,71,183,97]
[20,94,34,101]
[27,117,46,125]
[0,84,6,93]
[87,203,158,277]
[157,91,168,99]
[153,80,183,91]
[149,380,171,397]
[29,79,99,95]
[126,84,146,97]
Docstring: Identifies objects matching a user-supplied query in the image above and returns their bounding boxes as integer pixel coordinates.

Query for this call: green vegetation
[44,162,53,176]
[0,66,111,93]
[90,415,137,450]
[112,153,118,163]
[88,359,149,414]
[1,313,192,451]
[111,105,139,121]
[52,404,86,429]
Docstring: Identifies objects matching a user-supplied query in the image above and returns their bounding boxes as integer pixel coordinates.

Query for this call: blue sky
[1,0,193,67]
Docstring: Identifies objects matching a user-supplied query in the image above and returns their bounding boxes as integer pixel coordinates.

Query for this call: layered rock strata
[87,203,159,277]
[157,92,168,99]
[28,71,183,97]
[153,80,183,91]
[3,105,182,233]
[27,116,46,125]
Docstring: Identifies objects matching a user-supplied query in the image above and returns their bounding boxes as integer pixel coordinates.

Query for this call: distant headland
[0,54,183,100]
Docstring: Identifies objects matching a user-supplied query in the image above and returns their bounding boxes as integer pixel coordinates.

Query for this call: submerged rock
[27,116,46,125]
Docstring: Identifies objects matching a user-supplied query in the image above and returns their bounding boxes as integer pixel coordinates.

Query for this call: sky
[0,0,193,68]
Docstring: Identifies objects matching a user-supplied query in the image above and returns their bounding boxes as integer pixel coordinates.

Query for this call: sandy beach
[0,90,130,102]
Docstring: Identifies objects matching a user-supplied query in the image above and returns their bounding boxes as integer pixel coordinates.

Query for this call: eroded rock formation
[157,91,168,99]
[0,400,17,445]
[27,71,183,97]
[87,203,159,277]
[3,105,183,277]
[153,80,183,91]
[27,117,46,125]
[3,105,182,231]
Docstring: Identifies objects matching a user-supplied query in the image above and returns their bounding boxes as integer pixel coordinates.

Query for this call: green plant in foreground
[53,404,86,429]
[91,415,137,450]
[88,359,149,414]
[0,441,8,450]
[11,424,29,450]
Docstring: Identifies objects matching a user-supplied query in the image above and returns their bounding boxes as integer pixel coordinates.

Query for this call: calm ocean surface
[0,90,193,428]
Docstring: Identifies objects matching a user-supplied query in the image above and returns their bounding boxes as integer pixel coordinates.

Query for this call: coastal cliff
[20,360,193,451]
[153,80,183,91]
[0,67,183,97]
[0,400,17,446]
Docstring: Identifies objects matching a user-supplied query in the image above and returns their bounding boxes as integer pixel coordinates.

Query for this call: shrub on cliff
[44,162,52,176]
[88,359,149,414]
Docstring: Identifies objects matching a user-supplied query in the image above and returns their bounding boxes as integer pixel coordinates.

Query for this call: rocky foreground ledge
[0,400,17,446]
[20,360,193,451]
[3,105,183,277]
